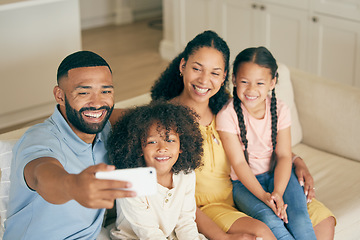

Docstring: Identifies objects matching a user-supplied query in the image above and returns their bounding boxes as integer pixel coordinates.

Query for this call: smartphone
[95,167,157,197]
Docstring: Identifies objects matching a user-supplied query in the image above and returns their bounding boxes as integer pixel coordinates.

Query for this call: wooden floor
[82,17,169,103]
[0,17,169,134]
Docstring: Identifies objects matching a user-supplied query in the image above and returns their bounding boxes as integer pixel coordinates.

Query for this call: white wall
[80,0,162,29]
[0,0,82,130]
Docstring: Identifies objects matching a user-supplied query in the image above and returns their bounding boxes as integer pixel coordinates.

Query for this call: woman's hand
[293,155,315,203]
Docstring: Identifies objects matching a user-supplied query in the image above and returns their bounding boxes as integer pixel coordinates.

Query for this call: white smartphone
[95,167,157,197]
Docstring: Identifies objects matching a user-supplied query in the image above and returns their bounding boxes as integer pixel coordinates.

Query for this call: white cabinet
[218,0,256,59]
[219,0,308,68]
[308,14,360,87]
[312,0,360,22]
[172,0,219,53]
[162,0,360,87]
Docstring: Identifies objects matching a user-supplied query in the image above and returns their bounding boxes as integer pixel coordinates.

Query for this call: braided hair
[232,47,279,172]
[151,30,231,114]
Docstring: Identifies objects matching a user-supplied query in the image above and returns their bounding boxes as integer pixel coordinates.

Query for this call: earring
[179,72,183,77]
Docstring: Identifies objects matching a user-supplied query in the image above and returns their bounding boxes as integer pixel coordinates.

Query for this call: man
[4,51,135,239]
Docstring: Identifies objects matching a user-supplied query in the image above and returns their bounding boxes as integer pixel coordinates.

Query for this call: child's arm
[218,131,277,213]
[115,197,168,239]
[272,126,292,222]
[175,172,204,239]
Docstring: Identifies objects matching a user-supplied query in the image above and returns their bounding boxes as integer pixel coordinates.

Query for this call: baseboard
[81,15,117,30]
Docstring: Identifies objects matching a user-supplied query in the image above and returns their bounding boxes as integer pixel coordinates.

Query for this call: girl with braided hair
[216,47,316,239]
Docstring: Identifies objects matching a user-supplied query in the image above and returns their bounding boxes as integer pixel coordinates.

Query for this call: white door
[219,0,258,62]
[312,0,360,22]
[260,3,308,69]
[174,0,217,52]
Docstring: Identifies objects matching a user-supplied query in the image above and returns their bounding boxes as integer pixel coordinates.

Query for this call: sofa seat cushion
[293,143,360,240]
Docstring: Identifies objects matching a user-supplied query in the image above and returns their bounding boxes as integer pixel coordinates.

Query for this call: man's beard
[64,96,114,134]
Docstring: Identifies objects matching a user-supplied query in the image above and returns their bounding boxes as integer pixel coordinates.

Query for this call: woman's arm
[218,131,276,213]
[292,154,315,202]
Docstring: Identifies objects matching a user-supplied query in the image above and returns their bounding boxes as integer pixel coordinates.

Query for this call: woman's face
[179,47,226,104]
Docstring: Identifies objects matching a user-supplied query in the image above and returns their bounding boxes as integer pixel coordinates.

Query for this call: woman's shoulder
[217,98,234,115]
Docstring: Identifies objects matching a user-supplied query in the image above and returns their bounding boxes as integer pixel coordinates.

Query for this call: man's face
[57,66,114,136]
[64,95,113,134]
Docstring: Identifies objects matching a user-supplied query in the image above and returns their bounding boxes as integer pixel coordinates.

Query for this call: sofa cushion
[0,139,17,238]
[293,143,360,240]
[275,63,303,146]
[291,67,360,162]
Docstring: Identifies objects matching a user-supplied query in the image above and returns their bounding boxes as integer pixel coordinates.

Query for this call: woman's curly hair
[151,30,231,114]
[107,101,203,174]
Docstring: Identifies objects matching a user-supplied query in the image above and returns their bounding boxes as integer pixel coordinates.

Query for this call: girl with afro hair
[107,101,206,240]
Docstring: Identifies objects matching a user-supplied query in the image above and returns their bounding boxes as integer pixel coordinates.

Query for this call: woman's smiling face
[179,47,226,104]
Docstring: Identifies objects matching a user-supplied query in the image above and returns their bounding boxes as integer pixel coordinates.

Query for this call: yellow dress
[195,119,247,232]
[195,119,335,232]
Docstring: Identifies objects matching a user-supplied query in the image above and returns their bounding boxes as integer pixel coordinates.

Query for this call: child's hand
[270,192,288,223]
[262,192,277,214]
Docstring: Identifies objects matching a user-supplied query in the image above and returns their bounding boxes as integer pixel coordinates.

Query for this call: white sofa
[1,64,359,239]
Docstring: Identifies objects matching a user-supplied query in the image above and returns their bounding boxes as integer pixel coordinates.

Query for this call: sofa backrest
[290,67,360,162]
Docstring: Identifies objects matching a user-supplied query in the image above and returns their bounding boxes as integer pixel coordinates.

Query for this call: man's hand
[25,159,136,209]
[67,163,136,209]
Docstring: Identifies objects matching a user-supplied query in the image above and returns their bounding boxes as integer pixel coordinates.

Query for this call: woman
[150,30,335,239]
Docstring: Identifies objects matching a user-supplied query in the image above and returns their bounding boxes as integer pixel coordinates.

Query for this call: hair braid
[232,87,249,163]
[269,88,278,172]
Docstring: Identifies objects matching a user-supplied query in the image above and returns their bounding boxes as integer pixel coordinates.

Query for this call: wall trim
[159,39,176,61]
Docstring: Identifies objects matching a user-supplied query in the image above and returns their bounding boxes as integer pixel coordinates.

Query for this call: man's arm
[109,108,126,125]
[24,158,136,209]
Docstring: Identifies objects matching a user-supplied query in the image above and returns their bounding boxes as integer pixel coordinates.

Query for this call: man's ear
[179,58,186,74]
[53,86,65,106]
